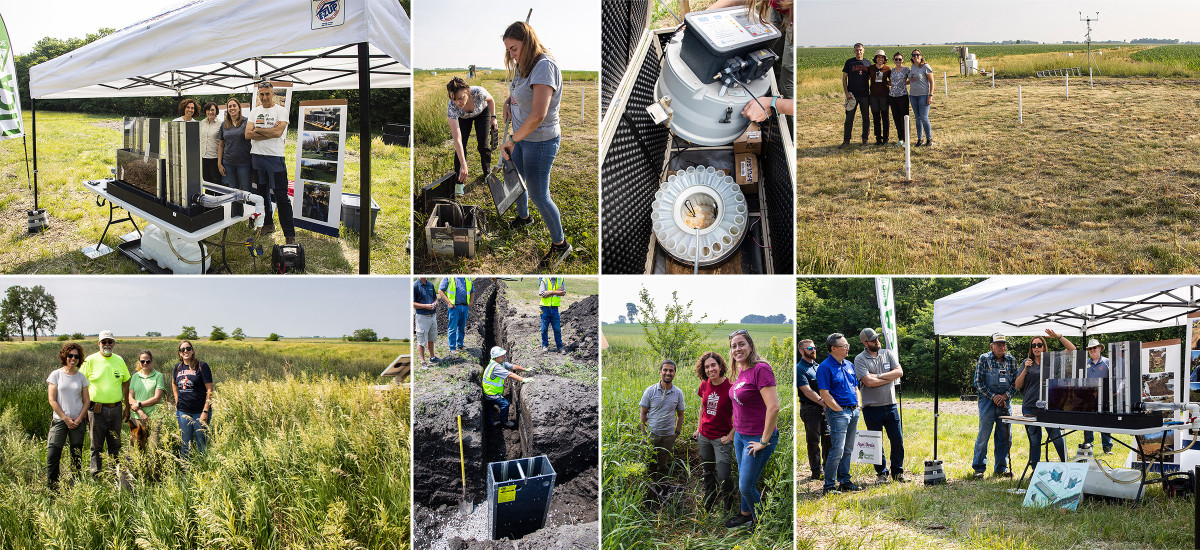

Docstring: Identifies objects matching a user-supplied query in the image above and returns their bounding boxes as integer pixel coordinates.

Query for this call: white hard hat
[490,346,507,358]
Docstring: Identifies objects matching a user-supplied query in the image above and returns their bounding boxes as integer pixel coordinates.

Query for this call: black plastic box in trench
[486,455,556,540]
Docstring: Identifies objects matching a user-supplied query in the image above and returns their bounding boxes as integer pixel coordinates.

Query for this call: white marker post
[1090,66,1093,88]
[944,72,948,98]
[580,86,586,123]
[1066,74,1069,99]
[1018,85,1023,124]
[904,114,911,182]
[991,67,995,88]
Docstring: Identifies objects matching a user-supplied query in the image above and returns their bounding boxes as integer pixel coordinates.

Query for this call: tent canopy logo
[312,0,345,29]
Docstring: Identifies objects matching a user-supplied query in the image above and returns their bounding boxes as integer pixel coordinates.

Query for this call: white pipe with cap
[904,115,911,181]
[1018,85,1023,124]
[943,72,948,98]
[1066,74,1069,99]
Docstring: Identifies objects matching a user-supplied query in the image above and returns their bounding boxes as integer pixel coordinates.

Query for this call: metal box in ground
[486,456,556,540]
[340,192,380,234]
[425,202,485,257]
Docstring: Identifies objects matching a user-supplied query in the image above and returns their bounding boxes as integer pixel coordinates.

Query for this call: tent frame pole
[357,41,371,274]
[31,97,37,209]
[934,334,941,460]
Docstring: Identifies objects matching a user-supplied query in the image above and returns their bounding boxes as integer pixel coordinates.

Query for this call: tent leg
[26,98,48,234]
[934,334,940,459]
[357,41,371,274]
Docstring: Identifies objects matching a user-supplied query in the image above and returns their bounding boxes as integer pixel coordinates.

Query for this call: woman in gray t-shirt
[907,50,936,146]
[499,21,572,272]
[445,77,497,191]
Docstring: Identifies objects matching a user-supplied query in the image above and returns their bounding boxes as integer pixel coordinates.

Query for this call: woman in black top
[172,340,214,459]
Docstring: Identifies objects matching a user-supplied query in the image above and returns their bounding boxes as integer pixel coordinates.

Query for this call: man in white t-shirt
[246,81,295,244]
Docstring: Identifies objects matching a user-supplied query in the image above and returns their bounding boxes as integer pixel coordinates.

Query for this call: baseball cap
[991,333,1007,344]
[859,328,879,342]
[98,330,115,342]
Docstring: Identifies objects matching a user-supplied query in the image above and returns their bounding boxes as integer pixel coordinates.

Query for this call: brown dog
[127,417,150,452]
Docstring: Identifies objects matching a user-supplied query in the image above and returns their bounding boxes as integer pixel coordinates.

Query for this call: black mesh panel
[601,0,650,117]
[760,115,794,274]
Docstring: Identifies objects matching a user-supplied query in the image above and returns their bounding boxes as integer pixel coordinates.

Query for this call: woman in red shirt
[692,351,735,511]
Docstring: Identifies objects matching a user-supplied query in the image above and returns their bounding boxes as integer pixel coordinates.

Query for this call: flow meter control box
[680,7,781,83]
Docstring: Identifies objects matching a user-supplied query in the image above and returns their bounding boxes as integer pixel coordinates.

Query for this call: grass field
[412,71,598,275]
[796,44,1200,273]
[0,111,410,274]
[0,339,409,549]
[601,323,794,549]
[796,396,1194,549]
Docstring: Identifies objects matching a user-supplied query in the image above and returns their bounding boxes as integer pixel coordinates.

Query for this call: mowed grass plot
[0,339,409,550]
[0,111,410,274]
[412,71,598,274]
[795,396,1194,549]
[796,45,1200,273]
[601,323,794,549]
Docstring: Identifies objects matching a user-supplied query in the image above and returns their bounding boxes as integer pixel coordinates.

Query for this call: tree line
[13,26,410,134]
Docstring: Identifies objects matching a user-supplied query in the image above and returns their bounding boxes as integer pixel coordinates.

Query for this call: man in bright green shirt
[80,331,130,476]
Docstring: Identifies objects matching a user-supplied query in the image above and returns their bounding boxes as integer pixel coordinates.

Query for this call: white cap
[991,333,1007,344]
[1087,338,1102,349]
[490,346,507,359]
[98,330,115,342]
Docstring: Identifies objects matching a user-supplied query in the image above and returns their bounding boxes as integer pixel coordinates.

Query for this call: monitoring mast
[1080,12,1100,75]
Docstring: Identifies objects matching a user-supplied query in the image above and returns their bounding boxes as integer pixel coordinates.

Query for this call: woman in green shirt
[128,350,166,451]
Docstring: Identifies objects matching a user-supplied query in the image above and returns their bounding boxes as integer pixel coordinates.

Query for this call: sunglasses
[100,340,115,345]
[894,58,903,62]
[179,347,194,352]
[1031,342,1045,348]
[139,359,153,364]
[804,346,815,351]
[729,329,749,339]
[257,81,273,89]
[66,353,81,360]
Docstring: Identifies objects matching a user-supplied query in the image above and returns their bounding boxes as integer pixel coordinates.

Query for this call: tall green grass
[601,324,794,549]
[0,341,409,549]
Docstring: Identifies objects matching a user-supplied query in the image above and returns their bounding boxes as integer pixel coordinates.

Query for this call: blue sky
[0,276,410,339]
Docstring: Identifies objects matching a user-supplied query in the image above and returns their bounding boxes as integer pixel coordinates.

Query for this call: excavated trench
[414,280,599,550]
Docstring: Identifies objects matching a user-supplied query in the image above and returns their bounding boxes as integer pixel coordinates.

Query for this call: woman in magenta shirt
[692,351,735,511]
[725,329,780,529]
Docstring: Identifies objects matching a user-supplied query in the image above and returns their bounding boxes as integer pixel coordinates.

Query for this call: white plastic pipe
[1066,74,1069,99]
[943,72,948,98]
[991,68,994,88]
[1090,66,1093,88]
[580,86,586,123]
[904,114,911,181]
[1018,85,1023,124]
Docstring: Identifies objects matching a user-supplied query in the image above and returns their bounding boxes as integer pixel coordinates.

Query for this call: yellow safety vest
[482,360,505,396]
[540,277,562,307]
[442,277,473,306]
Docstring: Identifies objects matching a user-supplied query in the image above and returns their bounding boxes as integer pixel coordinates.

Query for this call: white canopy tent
[926,276,1200,461]
[27,0,411,273]
[935,276,1200,337]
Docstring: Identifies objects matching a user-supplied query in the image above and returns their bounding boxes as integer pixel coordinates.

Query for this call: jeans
[454,114,493,176]
[447,304,468,349]
[647,433,678,483]
[88,404,123,475]
[888,95,910,142]
[972,398,1011,473]
[697,433,734,508]
[1023,405,1066,465]
[251,154,294,237]
[734,429,778,515]
[1083,430,1113,451]
[824,408,858,489]
[485,395,510,425]
[909,95,932,141]
[842,95,869,143]
[799,405,831,478]
[177,409,210,460]
[47,418,86,489]
[223,163,252,192]
[868,96,889,142]
[862,404,905,476]
[513,136,565,244]
[540,306,562,349]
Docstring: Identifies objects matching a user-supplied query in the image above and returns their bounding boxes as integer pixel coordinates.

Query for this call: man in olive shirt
[80,331,131,476]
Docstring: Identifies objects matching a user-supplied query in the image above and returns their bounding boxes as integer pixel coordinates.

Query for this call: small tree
[24,286,57,341]
[210,326,228,341]
[618,315,626,324]
[57,334,70,341]
[2,286,29,341]
[231,328,245,340]
[381,336,390,342]
[265,333,281,341]
[626,302,638,323]
[71,332,84,340]
[178,325,198,340]
[637,287,725,363]
[146,331,162,337]
[352,328,379,342]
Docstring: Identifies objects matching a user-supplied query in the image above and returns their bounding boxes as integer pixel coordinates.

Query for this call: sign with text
[0,14,25,140]
[850,430,882,465]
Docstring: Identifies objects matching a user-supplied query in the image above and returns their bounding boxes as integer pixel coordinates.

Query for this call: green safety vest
[482,360,505,396]
[442,277,472,306]
[540,277,562,307]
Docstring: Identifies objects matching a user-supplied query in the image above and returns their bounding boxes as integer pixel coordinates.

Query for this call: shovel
[457,414,473,514]
[484,117,527,216]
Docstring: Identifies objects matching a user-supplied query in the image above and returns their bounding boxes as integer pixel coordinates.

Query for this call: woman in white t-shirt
[46,342,91,490]
[199,102,223,184]
[445,77,497,194]
[173,98,199,122]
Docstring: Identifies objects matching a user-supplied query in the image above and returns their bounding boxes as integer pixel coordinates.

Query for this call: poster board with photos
[1186,313,1200,442]
[292,99,347,237]
[1140,339,1179,408]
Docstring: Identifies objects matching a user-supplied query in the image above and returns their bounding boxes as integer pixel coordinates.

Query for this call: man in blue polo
[816,333,861,495]
[973,333,1017,479]
[438,277,474,353]
[1083,338,1113,454]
